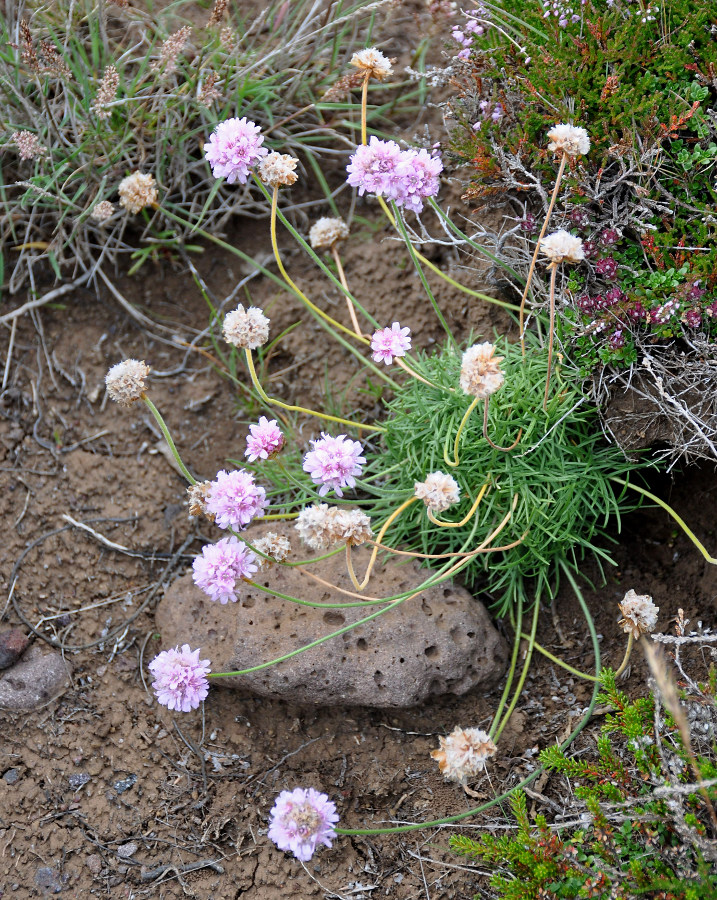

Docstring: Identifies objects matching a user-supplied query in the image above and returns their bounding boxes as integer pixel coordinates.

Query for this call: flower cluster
[540,230,585,265]
[350,47,392,80]
[253,532,292,567]
[105,359,150,406]
[309,217,349,250]
[431,726,497,784]
[540,0,583,28]
[303,433,365,497]
[295,504,373,551]
[370,322,412,364]
[12,130,46,161]
[223,304,270,349]
[414,472,461,512]
[204,117,267,184]
[206,468,267,530]
[258,151,299,188]
[459,342,505,398]
[472,99,503,130]
[268,788,339,861]
[118,171,158,214]
[245,417,284,462]
[547,123,590,158]
[347,137,443,213]
[192,535,258,604]
[149,645,210,712]
[618,589,659,638]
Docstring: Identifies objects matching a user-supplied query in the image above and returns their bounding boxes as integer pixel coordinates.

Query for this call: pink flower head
[204,117,268,184]
[303,433,365,497]
[245,416,284,462]
[268,788,339,861]
[395,148,443,213]
[192,536,258,604]
[346,136,403,199]
[371,322,412,364]
[149,644,210,712]
[206,468,267,530]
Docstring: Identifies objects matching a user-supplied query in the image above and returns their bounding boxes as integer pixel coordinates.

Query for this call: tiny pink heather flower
[370,322,412,364]
[148,644,210,712]
[204,117,268,184]
[206,468,267,530]
[395,148,443,213]
[192,536,258,604]
[346,136,403,199]
[245,416,284,462]
[268,788,339,861]
[303,433,365,497]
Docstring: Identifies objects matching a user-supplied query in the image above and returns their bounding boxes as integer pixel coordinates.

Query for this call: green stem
[445,396,480,468]
[492,597,540,742]
[614,633,634,678]
[488,597,523,740]
[142,397,195,484]
[523,634,601,682]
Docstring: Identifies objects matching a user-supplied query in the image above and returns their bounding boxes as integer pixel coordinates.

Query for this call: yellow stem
[543,263,558,411]
[244,349,384,433]
[394,356,443,390]
[345,544,363,592]
[483,395,522,452]
[269,186,368,345]
[428,479,490,528]
[414,251,521,312]
[523,634,601,682]
[331,244,365,337]
[614,633,634,678]
[519,152,567,356]
[445,397,481,467]
[361,72,370,146]
[353,496,418,589]
[256,513,300,521]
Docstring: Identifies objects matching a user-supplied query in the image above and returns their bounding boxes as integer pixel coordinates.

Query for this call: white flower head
[414,471,460,512]
[258,151,299,188]
[295,504,372,550]
[350,47,393,81]
[105,359,150,407]
[547,123,590,158]
[309,217,350,250]
[540,230,585,265]
[253,532,292,568]
[223,304,270,349]
[459,342,505,398]
[431,727,497,784]
[618,589,659,639]
[187,481,213,519]
[118,171,158,214]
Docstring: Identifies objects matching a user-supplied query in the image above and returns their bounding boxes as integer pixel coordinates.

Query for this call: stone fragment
[34,867,62,893]
[85,855,103,876]
[155,524,507,708]
[117,841,138,859]
[68,773,90,791]
[112,773,137,794]
[2,769,20,785]
[0,644,71,710]
[0,629,30,670]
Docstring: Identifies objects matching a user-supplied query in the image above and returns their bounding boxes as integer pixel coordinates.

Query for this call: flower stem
[331,244,365,337]
[142,397,195,484]
[483,396,522,452]
[445,396,480,467]
[492,598,540,742]
[543,262,558,411]
[348,496,418,590]
[489,599,523,740]
[244,349,385,433]
[427,479,489,529]
[523,634,601,681]
[361,71,370,146]
[614,633,634,678]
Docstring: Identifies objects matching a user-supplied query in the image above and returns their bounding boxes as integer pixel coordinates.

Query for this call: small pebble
[68,773,91,791]
[116,841,138,859]
[113,773,137,794]
[86,854,103,876]
[2,769,19,785]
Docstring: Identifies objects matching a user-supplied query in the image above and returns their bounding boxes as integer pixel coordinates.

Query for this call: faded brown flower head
[431,727,497,784]
[414,471,460,512]
[295,505,372,551]
[207,0,229,27]
[151,26,191,75]
[350,47,393,81]
[547,123,590,158]
[539,230,585,266]
[12,131,46,161]
[187,481,214,519]
[253,532,292,568]
[90,200,115,223]
[258,152,299,188]
[39,39,71,79]
[321,71,365,102]
[105,359,150,407]
[92,65,119,119]
[459,342,505,398]
[197,71,221,107]
[219,27,235,51]
[118,172,158,214]
[618,589,659,639]
[223,304,270,350]
[309,217,350,250]
[19,19,39,71]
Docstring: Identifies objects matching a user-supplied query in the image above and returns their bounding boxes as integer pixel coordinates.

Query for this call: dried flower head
[197,71,222,107]
[321,71,365,102]
[149,644,211,712]
[206,468,267,530]
[350,47,393,81]
[105,359,150,406]
[431,726,497,783]
[371,322,412,365]
[90,200,115,223]
[118,171,158,214]
[618,589,659,639]
[192,536,258,604]
[295,504,372,550]
[92,65,119,119]
[547,123,590,157]
[414,471,461,512]
[268,787,339,861]
[245,417,284,462]
[12,130,46,161]
[151,26,191,75]
[459,342,505,398]
[39,39,71,79]
[258,151,299,188]
[223,304,270,349]
[540,230,585,265]
[309,217,350,250]
[204,117,267,184]
[253,532,291,568]
[303,433,366,498]
[207,0,229,27]
[187,480,213,518]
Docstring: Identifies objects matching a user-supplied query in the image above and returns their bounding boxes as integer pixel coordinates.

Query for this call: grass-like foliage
[450,667,717,899]
[362,336,644,614]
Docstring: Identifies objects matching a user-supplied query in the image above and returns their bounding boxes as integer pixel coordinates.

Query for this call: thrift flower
[459,342,505,398]
[618,589,659,639]
[245,417,284,462]
[350,47,393,80]
[192,535,258,604]
[414,472,461,512]
[309,217,350,250]
[204,117,268,184]
[149,644,210,712]
[253,532,291,568]
[295,505,372,550]
[370,322,412,364]
[105,359,150,406]
[187,480,213,518]
[268,787,339,861]
[206,468,267,530]
[540,230,585,265]
[258,151,299,188]
[303,433,365,497]
[118,172,158,214]
[546,123,590,157]
[395,148,443,213]
[223,304,270,349]
[347,136,403,199]
[431,726,497,784]
[90,200,114,222]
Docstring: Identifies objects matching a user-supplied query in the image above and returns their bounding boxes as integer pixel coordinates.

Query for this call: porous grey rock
[155,524,507,708]
[0,644,71,710]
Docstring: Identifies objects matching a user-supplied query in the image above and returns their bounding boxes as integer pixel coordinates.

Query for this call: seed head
[295,504,372,550]
[540,230,585,265]
[223,304,270,349]
[459,342,505,398]
[258,151,299,188]
[197,71,221,107]
[414,471,460,512]
[350,47,393,81]
[547,123,590,157]
[12,131,46,161]
[309,217,350,250]
[253,532,292,568]
[118,171,158,214]
[431,726,497,783]
[90,200,115,223]
[151,26,191,75]
[187,481,214,519]
[92,65,119,119]
[618,589,659,639]
[105,359,150,407]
